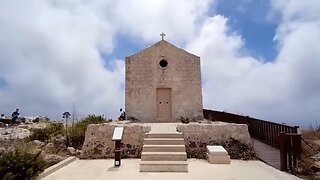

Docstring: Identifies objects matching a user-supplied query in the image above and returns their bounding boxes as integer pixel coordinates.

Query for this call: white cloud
[0,0,122,118]
[113,0,213,44]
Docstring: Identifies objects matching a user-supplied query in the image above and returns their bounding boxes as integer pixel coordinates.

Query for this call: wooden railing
[203,109,301,173]
[279,133,301,173]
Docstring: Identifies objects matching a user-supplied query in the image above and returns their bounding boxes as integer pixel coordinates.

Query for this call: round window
[159,59,168,68]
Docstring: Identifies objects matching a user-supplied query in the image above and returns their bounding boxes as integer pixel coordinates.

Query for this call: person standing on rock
[11,108,19,124]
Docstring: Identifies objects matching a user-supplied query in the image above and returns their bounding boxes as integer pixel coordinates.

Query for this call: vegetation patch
[29,122,64,142]
[179,116,190,124]
[185,137,256,160]
[297,129,320,179]
[0,149,46,180]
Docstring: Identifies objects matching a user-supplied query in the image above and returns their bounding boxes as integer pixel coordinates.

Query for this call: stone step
[143,138,185,145]
[145,133,183,138]
[140,161,188,172]
[143,145,186,152]
[141,152,187,161]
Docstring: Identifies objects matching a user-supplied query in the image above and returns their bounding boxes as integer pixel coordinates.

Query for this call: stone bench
[206,145,231,164]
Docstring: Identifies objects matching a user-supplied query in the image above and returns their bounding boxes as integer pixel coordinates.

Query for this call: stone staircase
[139,132,188,172]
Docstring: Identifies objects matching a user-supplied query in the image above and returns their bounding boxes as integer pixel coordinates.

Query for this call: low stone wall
[177,122,255,159]
[80,122,255,160]
[80,123,151,159]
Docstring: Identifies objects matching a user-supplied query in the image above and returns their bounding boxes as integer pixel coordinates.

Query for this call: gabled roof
[126,40,199,58]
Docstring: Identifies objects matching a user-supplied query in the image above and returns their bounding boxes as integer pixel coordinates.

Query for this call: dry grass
[301,129,320,140]
[298,129,320,179]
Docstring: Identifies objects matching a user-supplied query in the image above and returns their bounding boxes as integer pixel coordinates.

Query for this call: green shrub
[179,116,190,124]
[29,123,64,142]
[0,149,46,180]
[69,115,106,149]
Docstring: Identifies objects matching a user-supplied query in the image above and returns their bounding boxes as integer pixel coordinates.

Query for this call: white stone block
[206,153,231,164]
[206,145,228,156]
[206,145,230,164]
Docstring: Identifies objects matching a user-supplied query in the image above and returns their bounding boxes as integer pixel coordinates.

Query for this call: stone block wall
[80,122,255,160]
[80,123,151,159]
[177,123,255,159]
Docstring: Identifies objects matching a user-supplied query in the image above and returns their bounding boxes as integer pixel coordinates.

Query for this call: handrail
[203,109,298,148]
[203,109,301,174]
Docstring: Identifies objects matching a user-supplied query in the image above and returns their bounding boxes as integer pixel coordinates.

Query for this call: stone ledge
[37,156,76,179]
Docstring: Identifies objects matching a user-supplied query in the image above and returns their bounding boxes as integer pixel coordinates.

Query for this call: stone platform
[80,121,252,159]
[40,159,301,180]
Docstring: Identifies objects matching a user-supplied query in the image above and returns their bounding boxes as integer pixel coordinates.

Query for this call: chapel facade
[125,39,203,122]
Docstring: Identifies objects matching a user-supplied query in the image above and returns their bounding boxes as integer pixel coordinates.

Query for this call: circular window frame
[159,59,168,68]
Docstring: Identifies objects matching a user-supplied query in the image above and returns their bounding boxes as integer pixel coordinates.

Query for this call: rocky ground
[0,120,81,167]
[299,129,320,179]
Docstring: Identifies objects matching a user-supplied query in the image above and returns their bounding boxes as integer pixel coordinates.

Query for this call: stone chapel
[125,36,203,122]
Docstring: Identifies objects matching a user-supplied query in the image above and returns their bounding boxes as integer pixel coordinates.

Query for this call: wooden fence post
[292,134,302,173]
[279,132,288,171]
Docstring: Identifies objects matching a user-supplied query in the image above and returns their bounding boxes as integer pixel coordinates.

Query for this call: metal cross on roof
[160,32,166,40]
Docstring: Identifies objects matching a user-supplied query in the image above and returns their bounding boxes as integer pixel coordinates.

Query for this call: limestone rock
[76,149,81,156]
[0,147,8,155]
[67,147,76,155]
[312,153,320,161]
[31,140,45,147]
[44,154,66,166]
[0,127,30,140]
[44,143,55,153]
[17,122,47,129]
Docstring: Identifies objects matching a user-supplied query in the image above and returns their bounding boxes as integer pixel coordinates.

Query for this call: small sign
[112,126,124,141]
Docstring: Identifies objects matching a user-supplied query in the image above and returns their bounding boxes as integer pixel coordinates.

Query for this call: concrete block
[143,145,186,152]
[206,145,228,156]
[141,152,187,161]
[144,138,185,145]
[206,153,231,164]
[145,133,183,138]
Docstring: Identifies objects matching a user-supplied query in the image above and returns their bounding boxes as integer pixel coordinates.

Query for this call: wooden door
[156,88,172,120]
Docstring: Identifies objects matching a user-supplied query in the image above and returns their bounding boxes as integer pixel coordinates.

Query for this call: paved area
[142,121,228,133]
[41,159,300,180]
[144,123,179,133]
[252,138,281,170]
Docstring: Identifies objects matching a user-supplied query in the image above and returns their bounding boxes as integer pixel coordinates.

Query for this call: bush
[127,116,138,122]
[0,149,46,180]
[69,115,106,149]
[179,116,190,124]
[29,123,64,142]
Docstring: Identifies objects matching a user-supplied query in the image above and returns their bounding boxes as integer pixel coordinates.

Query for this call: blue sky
[215,0,277,61]
[0,77,7,89]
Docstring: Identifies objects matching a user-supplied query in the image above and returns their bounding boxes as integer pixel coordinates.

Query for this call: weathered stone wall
[177,123,255,159]
[80,123,151,159]
[125,40,203,122]
[177,123,252,145]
